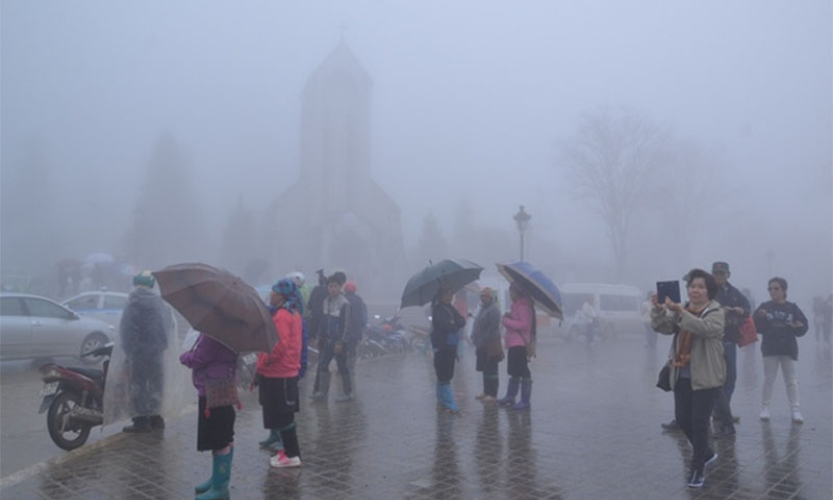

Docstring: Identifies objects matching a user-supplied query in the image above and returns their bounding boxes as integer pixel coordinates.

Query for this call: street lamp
[513,205,531,261]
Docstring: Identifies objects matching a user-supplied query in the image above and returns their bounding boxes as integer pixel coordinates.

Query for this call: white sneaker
[270,450,302,468]
[791,411,804,424]
[759,408,771,421]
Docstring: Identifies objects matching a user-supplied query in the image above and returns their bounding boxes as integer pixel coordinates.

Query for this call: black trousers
[433,347,457,384]
[674,378,719,472]
[317,341,351,394]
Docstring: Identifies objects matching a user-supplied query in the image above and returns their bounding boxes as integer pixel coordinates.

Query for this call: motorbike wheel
[47,391,92,451]
[80,333,108,365]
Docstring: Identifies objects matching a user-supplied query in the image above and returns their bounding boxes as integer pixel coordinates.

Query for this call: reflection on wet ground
[1,337,831,499]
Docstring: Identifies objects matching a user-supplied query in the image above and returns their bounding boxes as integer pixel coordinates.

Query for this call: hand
[790,321,805,329]
[334,341,344,354]
[756,309,768,317]
[650,292,661,308]
[725,306,744,314]
[665,297,684,314]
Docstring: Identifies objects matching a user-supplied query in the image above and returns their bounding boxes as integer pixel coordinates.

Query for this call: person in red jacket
[256,278,304,468]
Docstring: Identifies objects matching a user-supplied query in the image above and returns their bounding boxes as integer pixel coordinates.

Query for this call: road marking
[0,432,128,490]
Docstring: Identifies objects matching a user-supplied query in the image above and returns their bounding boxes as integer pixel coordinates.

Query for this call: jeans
[674,377,719,472]
[762,355,800,411]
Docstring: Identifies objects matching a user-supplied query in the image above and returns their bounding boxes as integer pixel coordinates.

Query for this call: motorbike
[38,343,113,450]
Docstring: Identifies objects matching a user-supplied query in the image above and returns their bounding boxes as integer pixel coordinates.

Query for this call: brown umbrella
[153,263,278,353]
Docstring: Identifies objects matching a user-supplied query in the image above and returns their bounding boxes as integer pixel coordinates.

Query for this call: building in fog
[265,42,405,297]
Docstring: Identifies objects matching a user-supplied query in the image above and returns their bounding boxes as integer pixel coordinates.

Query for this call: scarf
[672,303,707,368]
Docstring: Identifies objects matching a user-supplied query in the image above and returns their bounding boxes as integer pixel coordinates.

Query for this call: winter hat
[133,270,155,288]
[712,262,730,274]
[344,281,357,293]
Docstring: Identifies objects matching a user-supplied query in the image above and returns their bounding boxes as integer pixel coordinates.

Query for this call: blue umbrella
[401,259,484,308]
[496,261,563,319]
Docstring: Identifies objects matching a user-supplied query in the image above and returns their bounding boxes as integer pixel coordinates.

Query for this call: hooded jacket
[471,301,501,350]
[119,287,171,358]
[652,300,726,390]
[180,333,237,397]
[257,307,303,378]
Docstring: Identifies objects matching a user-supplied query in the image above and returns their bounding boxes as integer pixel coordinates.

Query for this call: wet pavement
[1,334,830,500]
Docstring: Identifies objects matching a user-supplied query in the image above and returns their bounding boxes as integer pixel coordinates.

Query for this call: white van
[555,283,644,340]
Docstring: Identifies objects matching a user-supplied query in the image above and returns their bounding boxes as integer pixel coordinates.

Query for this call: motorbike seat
[66,366,104,383]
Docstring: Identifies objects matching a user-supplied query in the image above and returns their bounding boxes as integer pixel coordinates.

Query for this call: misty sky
[2,1,831,300]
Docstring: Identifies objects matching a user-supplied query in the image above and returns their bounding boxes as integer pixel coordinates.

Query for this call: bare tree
[558,107,673,281]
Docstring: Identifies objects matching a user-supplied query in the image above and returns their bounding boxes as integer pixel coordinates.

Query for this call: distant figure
[582,295,600,344]
[310,274,353,402]
[471,287,502,402]
[498,282,536,410]
[812,295,832,347]
[754,277,808,424]
[120,271,172,433]
[343,281,368,379]
[642,291,657,348]
[431,285,466,413]
[710,261,750,439]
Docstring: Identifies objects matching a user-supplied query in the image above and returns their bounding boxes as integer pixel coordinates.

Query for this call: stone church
[265,42,406,297]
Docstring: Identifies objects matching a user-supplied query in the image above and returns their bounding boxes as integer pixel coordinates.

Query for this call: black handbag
[656,364,672,392]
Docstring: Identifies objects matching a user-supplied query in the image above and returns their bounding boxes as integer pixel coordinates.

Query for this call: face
[713,270,729,287]
[480,294,493,307]
[440,288,454,303]
[687,277,708,305]
[328,282,342,298]
[768,281,785,302]
[269,291,286,308]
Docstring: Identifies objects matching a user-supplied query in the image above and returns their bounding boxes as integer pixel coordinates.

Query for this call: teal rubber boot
[196,447,233,494]
[259,429,281,450]
[196,451,232,500]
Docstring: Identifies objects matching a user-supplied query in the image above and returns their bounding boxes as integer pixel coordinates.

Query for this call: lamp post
[513,205,531,261]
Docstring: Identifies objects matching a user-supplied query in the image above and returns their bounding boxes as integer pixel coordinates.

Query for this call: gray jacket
[651,299,726,391]
[471,302,501,350]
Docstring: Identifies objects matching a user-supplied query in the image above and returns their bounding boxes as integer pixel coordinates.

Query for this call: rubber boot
[122,416,151,433]
[259,429,281,450]
[498,377,520,407]
[196,451,232,500]
[440,383,459,413]
[196,446,233,494]
[513,379,532,410]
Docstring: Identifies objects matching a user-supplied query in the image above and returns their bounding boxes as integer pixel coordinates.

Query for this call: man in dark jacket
[120,271,172,433]
[310,274,352,402]
[711,261,750,437]
[343,281,368,366]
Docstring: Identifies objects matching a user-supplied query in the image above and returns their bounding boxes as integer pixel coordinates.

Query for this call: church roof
[303,41,373,92]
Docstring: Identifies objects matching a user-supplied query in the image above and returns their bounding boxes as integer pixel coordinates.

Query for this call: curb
[0,431,128,490]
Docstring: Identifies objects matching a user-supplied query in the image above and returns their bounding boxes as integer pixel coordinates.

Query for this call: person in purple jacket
[180,334,238,500]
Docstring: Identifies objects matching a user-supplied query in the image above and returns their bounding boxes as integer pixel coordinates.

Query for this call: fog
[1,1,831,305]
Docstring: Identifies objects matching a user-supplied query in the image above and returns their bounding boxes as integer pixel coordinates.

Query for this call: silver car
[0,293,115,363]
[62,290,129,329]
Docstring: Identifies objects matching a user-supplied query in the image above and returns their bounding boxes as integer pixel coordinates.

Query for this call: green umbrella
[400,259,484,308]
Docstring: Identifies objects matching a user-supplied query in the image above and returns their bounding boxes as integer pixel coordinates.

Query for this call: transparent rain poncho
[102,287,191,427]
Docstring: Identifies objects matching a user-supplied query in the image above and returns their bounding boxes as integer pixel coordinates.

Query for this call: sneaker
[687,469,705,488]
[309,391,326,401]
[335,393,353,403]
[481,395,497,403]
[270,450,302,468]
[791,411,804,424]
[661,420,680,431]
[759,408,771,421]
[474,393,486,400]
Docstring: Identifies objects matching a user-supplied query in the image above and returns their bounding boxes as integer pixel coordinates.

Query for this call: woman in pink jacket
[498,282,536,410]
[256,278,304,468]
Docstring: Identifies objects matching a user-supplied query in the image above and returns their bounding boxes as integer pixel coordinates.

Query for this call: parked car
[0,293,115,363]
[62,290,129,329]
[553,284,644,340]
